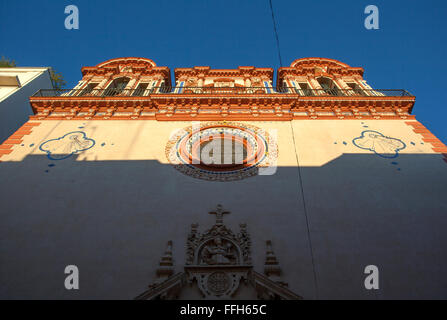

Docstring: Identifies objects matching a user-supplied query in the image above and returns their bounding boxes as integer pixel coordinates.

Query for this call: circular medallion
[165,122,278,181]
[207,272,230,295]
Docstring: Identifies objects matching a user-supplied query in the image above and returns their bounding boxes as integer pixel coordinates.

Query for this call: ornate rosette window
[165,121,278,181]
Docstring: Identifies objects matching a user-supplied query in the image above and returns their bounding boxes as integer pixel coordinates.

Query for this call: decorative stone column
[96,78,109,90]
[73,80,86,90]
[335,78,351,90]
[124,78,137,94]
[309,77,322,90]
[62,80,84,96]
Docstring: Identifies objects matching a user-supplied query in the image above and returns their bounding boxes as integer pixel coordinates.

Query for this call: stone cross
[209,204,230,225]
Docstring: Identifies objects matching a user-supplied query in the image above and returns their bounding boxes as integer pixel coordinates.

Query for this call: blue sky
[1,0,446,142]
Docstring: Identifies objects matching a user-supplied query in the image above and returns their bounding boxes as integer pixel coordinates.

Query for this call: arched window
[104,77,130,96]
[316,77,340,96]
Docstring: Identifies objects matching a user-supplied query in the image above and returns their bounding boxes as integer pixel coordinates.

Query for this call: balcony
[32,87,413,97]
[29,87,415,121]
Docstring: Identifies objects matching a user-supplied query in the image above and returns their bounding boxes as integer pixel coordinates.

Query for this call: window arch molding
[315,76,342,95]
[104,76,131,96]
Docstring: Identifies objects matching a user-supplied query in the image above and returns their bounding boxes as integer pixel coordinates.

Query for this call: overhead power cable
[268,0,283,67]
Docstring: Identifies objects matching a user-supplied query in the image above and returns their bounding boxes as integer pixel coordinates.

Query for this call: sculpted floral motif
[207,272,230,295]
[186,205,251,266]
[238,223,252,265]
[200,237,238,265]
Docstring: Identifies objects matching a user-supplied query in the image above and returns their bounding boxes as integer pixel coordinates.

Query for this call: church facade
[0,57,446,299]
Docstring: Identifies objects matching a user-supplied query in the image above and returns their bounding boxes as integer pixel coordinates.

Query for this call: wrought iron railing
[32,87,413,97]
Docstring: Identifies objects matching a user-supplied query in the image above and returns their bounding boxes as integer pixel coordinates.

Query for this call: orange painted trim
[3,138,23,144]
[28,114,414,121]
[0,122,41,161]
[405,121,447,163]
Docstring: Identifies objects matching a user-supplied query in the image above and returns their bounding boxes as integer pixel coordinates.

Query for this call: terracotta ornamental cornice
[27,57,416,121]
[81,57,171,82]
[29,93,415,121]
[277,57,364,86]
[175,66,274,81]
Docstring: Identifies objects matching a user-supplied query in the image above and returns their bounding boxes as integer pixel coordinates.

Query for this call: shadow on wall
[0,153,446,300]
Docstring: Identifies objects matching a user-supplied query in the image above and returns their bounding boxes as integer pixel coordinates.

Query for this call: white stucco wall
[0,119,445,299]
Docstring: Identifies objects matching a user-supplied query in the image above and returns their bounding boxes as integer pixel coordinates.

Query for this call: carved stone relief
[136,205,302,300]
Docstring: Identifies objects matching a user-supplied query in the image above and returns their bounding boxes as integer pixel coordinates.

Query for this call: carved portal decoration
[184,204,252,298]
[207,272,230,294]
[165,121,278,182]
[352,130,406,158]
[199,237,238,265]
[136,205,302,300]
[186,205,251,266]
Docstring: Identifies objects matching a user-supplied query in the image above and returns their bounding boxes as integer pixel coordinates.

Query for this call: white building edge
[0,67,54,143]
